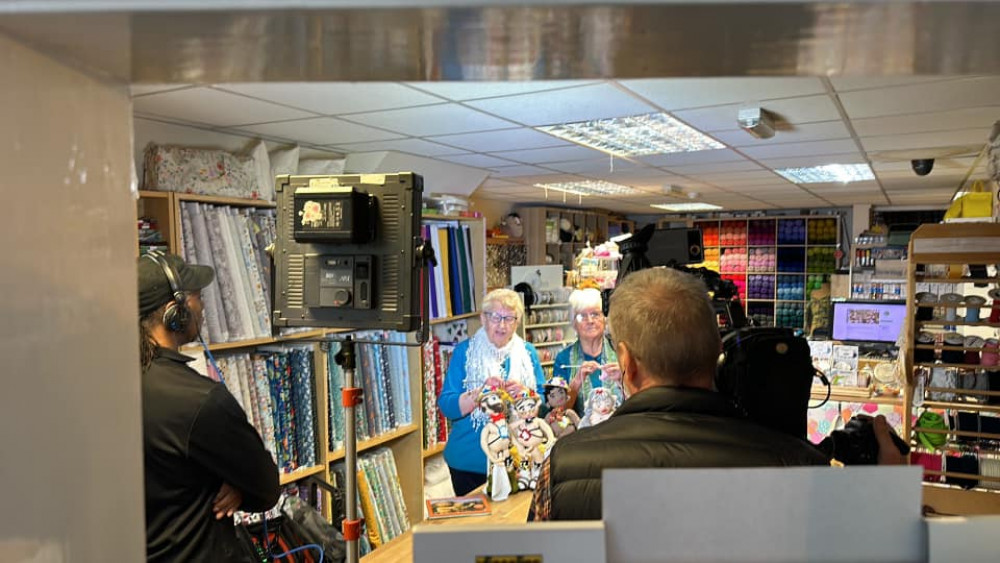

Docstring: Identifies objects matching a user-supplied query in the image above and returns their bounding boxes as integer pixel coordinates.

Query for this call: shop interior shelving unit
[692,215,841,329]
[518,206,628,272]
[904,223,1000,515]
[136,191,486,557]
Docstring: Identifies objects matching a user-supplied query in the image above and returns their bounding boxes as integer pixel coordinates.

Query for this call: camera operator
[529,267,904,522]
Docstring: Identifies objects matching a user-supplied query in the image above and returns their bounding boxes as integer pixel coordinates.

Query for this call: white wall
[0,32,144,562]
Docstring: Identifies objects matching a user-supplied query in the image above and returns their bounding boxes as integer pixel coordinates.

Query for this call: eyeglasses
[485,312,518,325]
[575,311,604,323]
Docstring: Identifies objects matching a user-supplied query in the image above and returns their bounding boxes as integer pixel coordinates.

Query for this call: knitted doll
[478,385,518,500]
[579,387,619,428]
[543,377,580,439]
[509,388,556,490]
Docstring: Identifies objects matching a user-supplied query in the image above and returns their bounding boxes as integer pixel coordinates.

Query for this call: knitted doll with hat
[543,377,580,439]
[508,387,556,490]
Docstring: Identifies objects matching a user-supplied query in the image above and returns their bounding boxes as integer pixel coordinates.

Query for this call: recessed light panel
[537,112,725,157]
[534,180,641,196]
[650,202,724,212]
[776,163,875,184]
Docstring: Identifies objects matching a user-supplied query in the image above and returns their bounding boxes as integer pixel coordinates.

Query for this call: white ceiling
[131,76,999,215]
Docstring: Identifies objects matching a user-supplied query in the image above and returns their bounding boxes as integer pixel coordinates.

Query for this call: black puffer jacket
[548,385,830,520]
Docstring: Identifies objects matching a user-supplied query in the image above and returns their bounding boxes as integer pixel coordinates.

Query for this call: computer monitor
[832,301,907,343]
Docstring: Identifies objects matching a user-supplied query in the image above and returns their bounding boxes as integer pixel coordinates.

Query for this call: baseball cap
[138,253,215,317]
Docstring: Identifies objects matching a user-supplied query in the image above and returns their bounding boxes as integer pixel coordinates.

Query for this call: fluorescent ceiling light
[536,112,725,157]
[650,202,723,212]
[776,164,875,184]
[534,180,641,196]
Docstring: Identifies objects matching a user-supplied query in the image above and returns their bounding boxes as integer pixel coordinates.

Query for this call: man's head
[138,252,214,345]
[608,268,721,394]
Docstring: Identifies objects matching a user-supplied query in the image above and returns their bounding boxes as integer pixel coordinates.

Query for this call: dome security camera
[911,159,935,176]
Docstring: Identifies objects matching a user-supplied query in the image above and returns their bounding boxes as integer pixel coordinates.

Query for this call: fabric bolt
[252,355,278,461]
[219,354,246,413]
[236,354,261,430]
[205,207,247,340]
[422,339,438,448]
[327,342,345,452]
[221,210,261,339]
[980,453,1000,490]
[377,337,398,430]
[187,203,229,342]
[290,347,317,467]
[234,209,271,337]
[911,451,944,483]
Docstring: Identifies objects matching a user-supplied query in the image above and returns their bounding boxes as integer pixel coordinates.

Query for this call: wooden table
[363,490,534,562]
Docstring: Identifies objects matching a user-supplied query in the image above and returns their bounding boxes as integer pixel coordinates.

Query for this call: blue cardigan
[439,339,547,475]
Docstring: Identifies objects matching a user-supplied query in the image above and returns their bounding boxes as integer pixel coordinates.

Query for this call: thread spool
[942,332,965,364]
[915,292,937,321]
[914,331,936,363]
[941,293,962,322]
[989,289,1000,323]
[964,336,984,365]
[965,295,986,322]
[982,338,999,367]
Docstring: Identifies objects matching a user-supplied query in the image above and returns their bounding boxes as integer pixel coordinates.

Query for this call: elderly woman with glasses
[439,288,547,496]
[552,288,623,416]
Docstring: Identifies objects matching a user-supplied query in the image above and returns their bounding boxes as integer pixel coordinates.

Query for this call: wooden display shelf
[916,361,1000,369]
[423,214,484,222]
[430,311,479,325]
[811,388,903,406]
[914,344,992,352]
[328,424,420,462]
[138,190,170,199]
[524,321,571,329]
[175,192,276,208]
[916,276,1000,284]
[279,464,326,486]
[922,400,1000,414]
[915,320,1000,328]
[913,426,1000,441]
[922,484,1000,516]
[422,442,446,459]
[531,339,574,348]
[924,387,1000,398]
[180,328,346,353]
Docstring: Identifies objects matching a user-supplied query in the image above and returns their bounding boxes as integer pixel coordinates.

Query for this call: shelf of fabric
[278,464,326,486]
[916,277,1000,284]
[327,424,420,462]
[421,442,446,459]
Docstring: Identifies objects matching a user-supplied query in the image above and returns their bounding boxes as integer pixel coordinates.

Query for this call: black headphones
[145,251,190,333]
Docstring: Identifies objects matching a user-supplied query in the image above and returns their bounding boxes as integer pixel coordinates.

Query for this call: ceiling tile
[513,174,586,186]
[428,128,569,152]
[693,170,789,187]
[405,80,598,101]
[213,83,442,115]
[544,157,645,174]
[237,117,404,145]
[740,139,860,160]
[438,154,519,168]
[328,138,467,157]
[465,82,656,127]
[342,104,515,136]
[829,76,951,92]
[839,77,1000,119]
[712,121,852,148]
[754,153,866,169]
[880,175,965,192]
[489,164,554,177]
[852,106,1000,137]
[586,168,680,183]
[131,84,192,97]
[132,87,316,127]
[490,145,606,164]
[619,78,825,110]
[673,95,842,132]
[637,148,745,167]
[480,178,525,189]
[666,161,764,175]
[860,128,991,153]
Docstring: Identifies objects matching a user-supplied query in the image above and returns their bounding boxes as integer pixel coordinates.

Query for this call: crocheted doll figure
[509,388,556,490]
[543,377,580,439]
[478,385,518,500]
[579,387,619,428]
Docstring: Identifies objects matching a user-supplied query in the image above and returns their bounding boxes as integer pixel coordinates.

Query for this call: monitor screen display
[832,302,907,343]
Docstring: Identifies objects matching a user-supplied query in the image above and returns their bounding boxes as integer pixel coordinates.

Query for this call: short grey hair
[568,288,603,320]
[482,288,524,320]
[607,268,721,385]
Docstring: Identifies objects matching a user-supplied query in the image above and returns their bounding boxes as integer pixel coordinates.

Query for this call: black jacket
[548,385,830,520]
[143,348,280,562]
